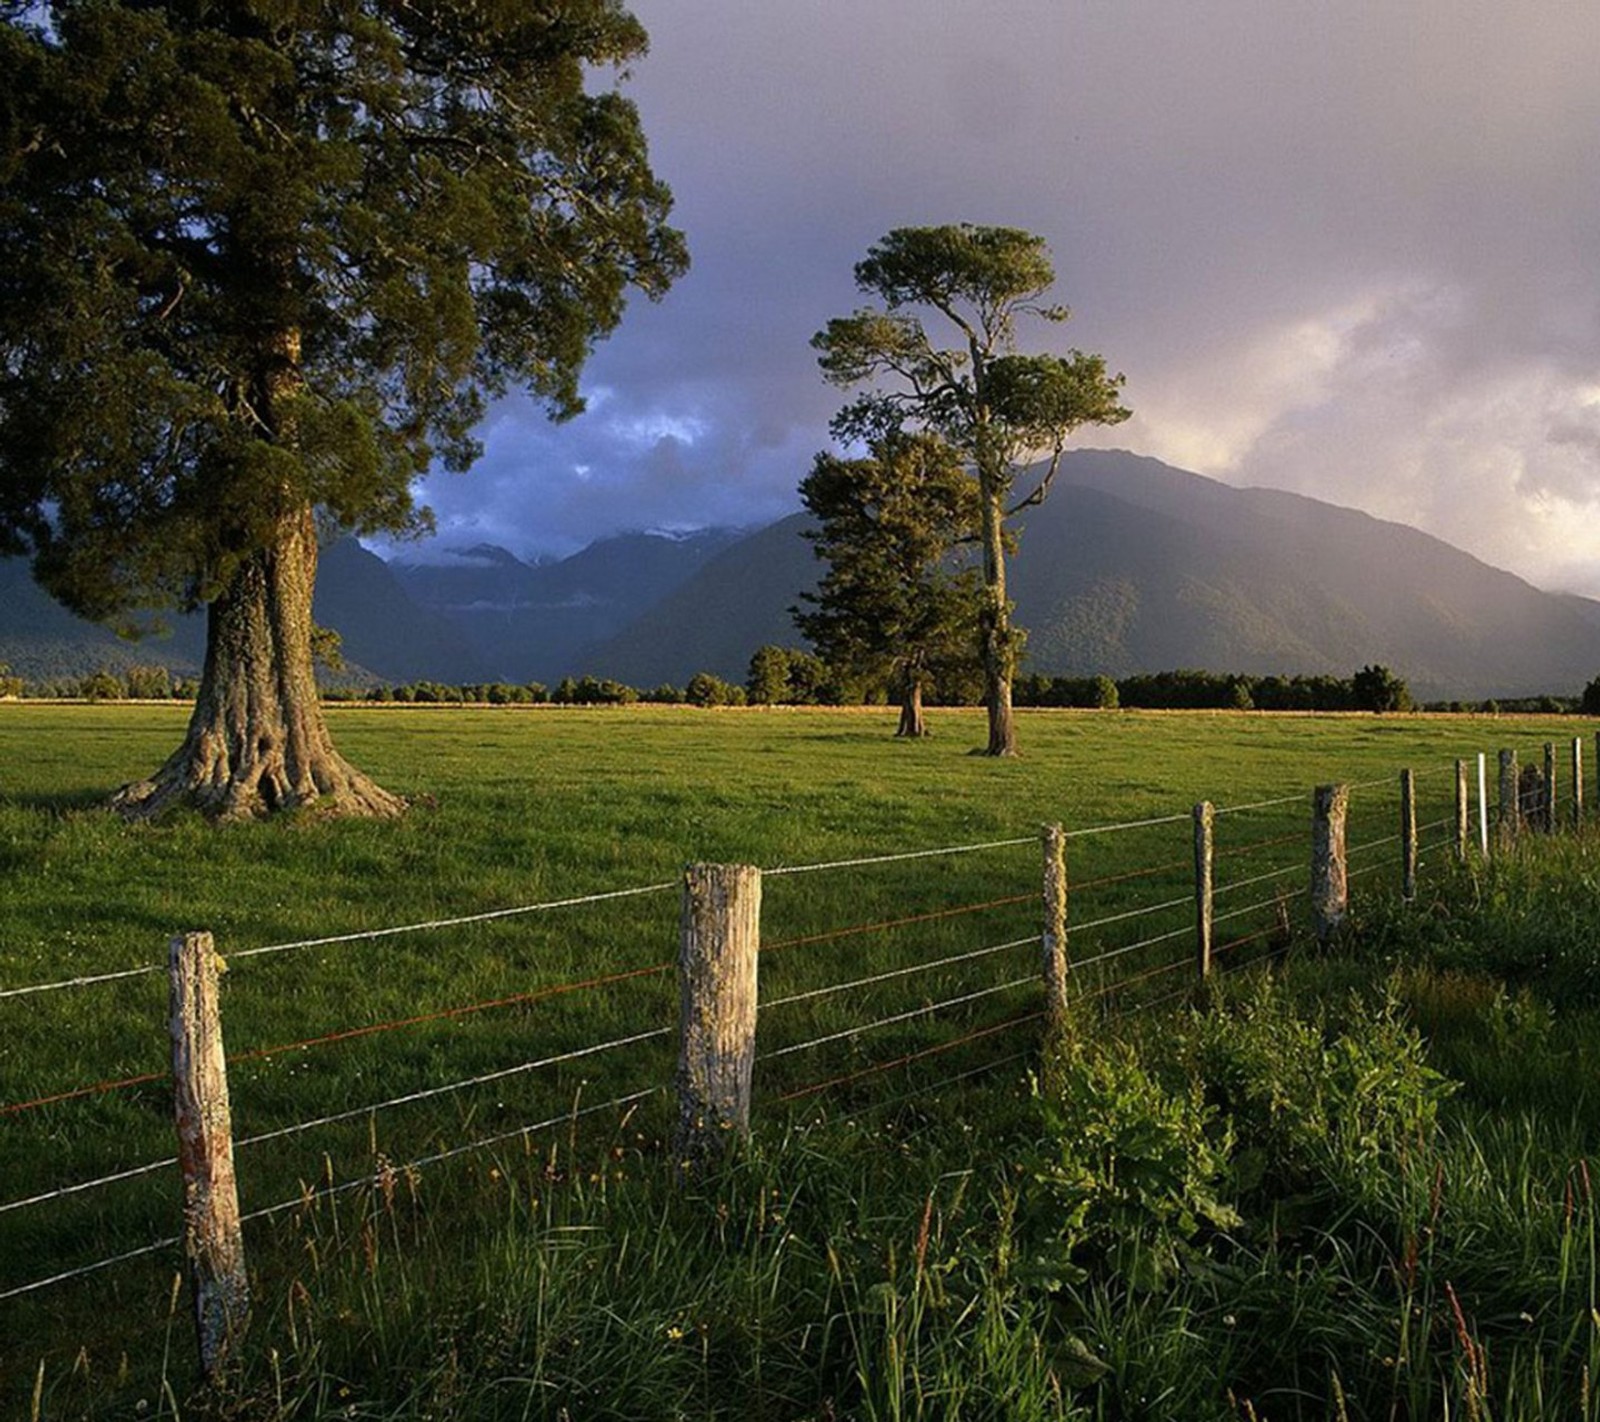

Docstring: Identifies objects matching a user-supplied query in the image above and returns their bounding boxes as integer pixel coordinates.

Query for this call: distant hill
[0,538,481,685]
[7,452,1600,700]
[389,528,742,682]
[582,450,1600,701]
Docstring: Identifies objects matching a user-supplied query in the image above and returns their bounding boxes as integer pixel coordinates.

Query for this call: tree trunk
[895,674,928,738]
[977,479,1017,757]
[111,506,404,821]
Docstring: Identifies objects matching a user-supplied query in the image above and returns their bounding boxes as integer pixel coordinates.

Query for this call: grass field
[1,703,1595,1418]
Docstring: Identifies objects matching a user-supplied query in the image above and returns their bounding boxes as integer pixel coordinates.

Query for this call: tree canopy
[814,225,1129,755]
[0,1,686,817]
[794,432,979,737]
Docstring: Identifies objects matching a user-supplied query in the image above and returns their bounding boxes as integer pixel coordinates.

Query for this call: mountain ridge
[4,451,1599,700]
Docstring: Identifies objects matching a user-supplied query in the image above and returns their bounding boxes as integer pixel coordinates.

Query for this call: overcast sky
[397,1,1600,593]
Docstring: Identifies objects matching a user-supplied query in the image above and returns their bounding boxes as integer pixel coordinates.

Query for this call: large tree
[0,2,686,818]
[794,432,978,738]
[814,225,1130,756]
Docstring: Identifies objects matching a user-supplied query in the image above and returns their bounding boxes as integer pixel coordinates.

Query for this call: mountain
[8,453,1600,699]
[389,527,742,682]
[583,450,1600,701]
[0,539,482,685]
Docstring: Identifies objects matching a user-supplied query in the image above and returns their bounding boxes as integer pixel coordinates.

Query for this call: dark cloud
[398,1,1600,592]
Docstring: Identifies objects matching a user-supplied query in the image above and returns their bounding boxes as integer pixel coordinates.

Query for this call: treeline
[7,654,1597,716]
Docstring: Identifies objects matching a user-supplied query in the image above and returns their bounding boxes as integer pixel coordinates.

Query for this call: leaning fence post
[1311,784,1349,946]
[1572,737,1584,830]
[675,863,761,1166]
[1193,801,1214,982]
[169,931,249,1382]
[1498,749,1520,848]
[1544,742,1557,833]
[1041,823,1069,1029]
[1454,759,1470,860]
[1400,769,1417,902]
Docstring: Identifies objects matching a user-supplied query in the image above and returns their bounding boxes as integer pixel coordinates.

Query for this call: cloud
[387,0,1600,598]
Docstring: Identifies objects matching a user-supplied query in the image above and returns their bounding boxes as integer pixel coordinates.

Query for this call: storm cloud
[397,1,1600,593]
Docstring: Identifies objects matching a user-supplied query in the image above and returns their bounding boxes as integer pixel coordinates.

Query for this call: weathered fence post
[1498,749,1520,847]
[1041,823,1069,1029]
[1454,759,1470,860]
[1193,801,1214,983]
[1544,742,1557,833]
[675,863,761,1165]
[1573,737,1584,829]
[1400,769,1417,902]
[1477,752,1490,859]
[169,931,249,1382]
[1311,784,1349,946]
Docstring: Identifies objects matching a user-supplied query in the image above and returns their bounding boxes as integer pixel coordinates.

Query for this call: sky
[396,1,1600,594]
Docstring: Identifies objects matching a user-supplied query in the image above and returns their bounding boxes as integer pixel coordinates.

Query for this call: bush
[1175,978,1451,1199]
[79,669,124,701]
[684,671,745,707]
[123,664,172,699]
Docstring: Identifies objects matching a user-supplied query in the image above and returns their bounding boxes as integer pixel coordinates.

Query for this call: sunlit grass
[1,703,1595,1416]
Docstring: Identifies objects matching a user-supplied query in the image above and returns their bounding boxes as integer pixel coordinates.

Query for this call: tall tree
[794,432,978,738]
[0,2,686,818]
[814,225,1130,755]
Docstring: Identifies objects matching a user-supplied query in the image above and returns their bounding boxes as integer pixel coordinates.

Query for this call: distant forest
[10,653,1594,717]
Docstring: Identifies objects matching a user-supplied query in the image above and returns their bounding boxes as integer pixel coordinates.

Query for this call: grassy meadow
[1,702,1598,1418]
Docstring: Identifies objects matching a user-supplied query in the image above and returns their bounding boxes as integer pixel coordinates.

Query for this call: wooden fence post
[675,863,761,1165]
[1041,823,1069,1029]
[1454,759,1470,860]
[1477,752,1490,859]
[1573,737,1584,829]
[1498,749,1519,848]
[1193,802,1214,983]
[1400,769,1417,902]
[1311,784,1349,946]
[1544,741,1557,833]
[169,931,249,1382]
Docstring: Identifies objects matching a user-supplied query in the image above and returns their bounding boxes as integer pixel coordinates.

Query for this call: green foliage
[814,225,1130,749]
[1581,674,1600,716]
[77,668,124,701]
[795,433,980,715]
[1176,978,1452,1199]
[1352,663,1414,713]
[1027,1036,1239,1291]
[554,675,639,706]
[745,644,834,706]
[685,670,746,707]
[0,2,686,623]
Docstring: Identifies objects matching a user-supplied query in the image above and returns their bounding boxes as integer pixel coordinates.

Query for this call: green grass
[1,703,1595,1417]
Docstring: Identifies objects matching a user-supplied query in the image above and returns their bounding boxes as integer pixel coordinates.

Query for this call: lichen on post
[169,931,249,1381]
[674,863,761,1168]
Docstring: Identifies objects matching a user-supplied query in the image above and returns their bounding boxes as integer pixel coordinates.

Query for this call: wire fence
[0,737,1585,1330]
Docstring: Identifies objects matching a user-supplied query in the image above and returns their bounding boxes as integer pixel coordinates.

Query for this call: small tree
[1581,676,1600,718]
[794,433,979,738]
[814,225,1130,755]
[746,646,796,706]
[1352,664,1413,713]
[684,672,745,708]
